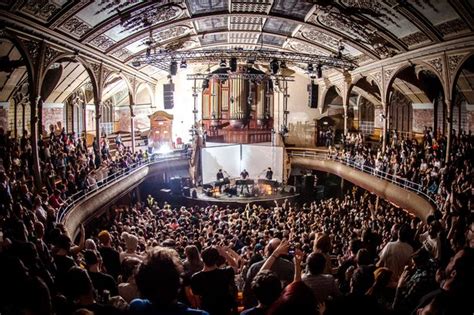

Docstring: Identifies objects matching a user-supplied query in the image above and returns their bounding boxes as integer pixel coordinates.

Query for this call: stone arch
[384,61,446,105]
[135,82,154,106]
[450,52,474,102]
[450,53,474,134]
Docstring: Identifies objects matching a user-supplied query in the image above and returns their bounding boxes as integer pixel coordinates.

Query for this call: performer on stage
[239,169,250,194]
[216,169,224,181]
[265,167,273,180]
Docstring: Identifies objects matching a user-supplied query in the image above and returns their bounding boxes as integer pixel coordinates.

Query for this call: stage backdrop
[201,144,283,184]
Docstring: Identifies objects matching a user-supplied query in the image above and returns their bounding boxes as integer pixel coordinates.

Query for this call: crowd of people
[332,128,472,212]
[0,125,472,315]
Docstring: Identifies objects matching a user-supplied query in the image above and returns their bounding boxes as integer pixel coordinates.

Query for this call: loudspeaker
[182,186,190,197]
[303,175,314,192]
[170,61,178,76]
[230,57,237,72]
[202,79,209,89]
[164,83,174,109]
[308,83,318,108]
[191,189,197,198]
[170,176,182,194]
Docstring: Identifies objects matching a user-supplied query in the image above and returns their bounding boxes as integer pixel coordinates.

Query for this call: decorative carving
[110,48,132,61]
[50,0,90,29]
[231,1,270,13]
[288,40,328,56]
[20,38,41,64]
[448,54,465,76]
[437,18,469,36]
[301,30,340,50]
[89,35,115,51]
[60,17,91,38]
[316,14,367,41]
[120,5,182,33]
[89,63,102,83]
[426,57,443,76]
[370,71,382,89]
[400,32,430,46]
[44,46,62,68]
[22,0,60,21]
[384,68,396,88]
[356,54,373,64]
[148,25,191,43]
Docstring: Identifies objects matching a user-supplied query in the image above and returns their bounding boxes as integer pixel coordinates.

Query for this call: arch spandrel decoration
[448,52,473,99]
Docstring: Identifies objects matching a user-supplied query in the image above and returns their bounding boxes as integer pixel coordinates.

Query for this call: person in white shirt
[377,224,414,285]
[419,221,442,261]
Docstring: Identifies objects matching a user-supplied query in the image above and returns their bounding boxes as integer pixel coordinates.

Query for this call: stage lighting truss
[187,73,295,82]
[131,49,356,72]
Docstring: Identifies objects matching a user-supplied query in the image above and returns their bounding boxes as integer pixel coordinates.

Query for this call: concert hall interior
[0,1,473,315]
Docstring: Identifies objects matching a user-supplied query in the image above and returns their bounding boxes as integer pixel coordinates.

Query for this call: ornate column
[381,101,388,153]
[445,99,452,163]
[130,104,136,153]
[343,104,348,136]
[94,99,102,164]
[37,98,43,137]
[29,94,42,189]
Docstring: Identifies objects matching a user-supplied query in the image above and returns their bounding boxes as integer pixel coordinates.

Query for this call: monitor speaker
[230,57,237,72]
[170,176,182,194]
[308,83,318,108]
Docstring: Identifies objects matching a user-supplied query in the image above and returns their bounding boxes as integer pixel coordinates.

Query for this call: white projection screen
[201,145,241,184]
[201,144,283,183]
[241,145,283,182]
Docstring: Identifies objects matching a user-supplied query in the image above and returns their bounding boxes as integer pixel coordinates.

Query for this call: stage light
[180,59,187,68]
[307,63,314,72]
[131,61,141,67]
[157,143,172,155]
[270,59,279,75]
[280,61,287,69]
[146,47,151,58]
[220,59,226,67]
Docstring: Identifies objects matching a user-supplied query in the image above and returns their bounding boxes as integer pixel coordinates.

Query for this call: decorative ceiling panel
[195,17,228,32]
[436,18,469,37]
[287,39,329,56]
[20,0,63,22]
[104,24,142,42]
[200,34,228,46]
[270,0,314,20]
[300,28,340,50]
[88,35,116,51]
[229,32,259,44]
[231,0,271,13]
[263,18,298,36]
[59,17,91,39]
[230,16,263,31]
[186,0,228,16]
[410,0,458,26]
[355,1,419,38]
[75,1,143,27]
[259,34,285,47]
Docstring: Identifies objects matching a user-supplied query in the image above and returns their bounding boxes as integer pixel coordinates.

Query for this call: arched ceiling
[1,0,473,78]
[1,0,474,106]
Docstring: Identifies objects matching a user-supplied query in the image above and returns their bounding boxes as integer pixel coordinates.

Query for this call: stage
[180,185,299,207]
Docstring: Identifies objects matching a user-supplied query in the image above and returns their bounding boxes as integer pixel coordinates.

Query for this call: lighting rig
[130,49,357,73]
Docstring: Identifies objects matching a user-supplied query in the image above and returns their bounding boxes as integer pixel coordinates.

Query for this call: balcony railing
[287,149,438,209]
[56,150,191,223]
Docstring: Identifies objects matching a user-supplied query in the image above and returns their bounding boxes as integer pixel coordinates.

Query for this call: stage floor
[182,186,299,206]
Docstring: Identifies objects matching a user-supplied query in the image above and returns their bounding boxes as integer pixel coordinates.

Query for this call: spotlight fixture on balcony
[180,59,187,69]
[220,59,227,67]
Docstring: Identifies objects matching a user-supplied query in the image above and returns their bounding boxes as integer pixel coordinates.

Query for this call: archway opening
[386,66,444,139]
[452,55,474,136]
[0,38,31,138]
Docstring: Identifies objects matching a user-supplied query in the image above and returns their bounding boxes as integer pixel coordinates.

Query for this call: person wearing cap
[83,249,118,298]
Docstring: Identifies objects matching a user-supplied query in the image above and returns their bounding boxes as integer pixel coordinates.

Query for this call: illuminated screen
[201,144,283,183]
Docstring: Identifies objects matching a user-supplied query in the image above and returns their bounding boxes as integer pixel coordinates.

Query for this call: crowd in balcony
[0,124,473,315]
[331,128,472,211]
